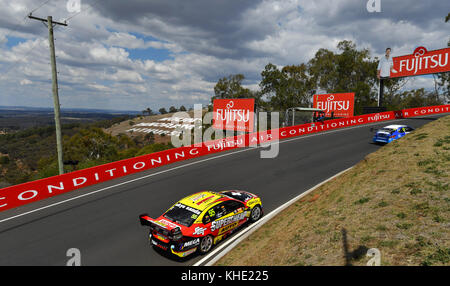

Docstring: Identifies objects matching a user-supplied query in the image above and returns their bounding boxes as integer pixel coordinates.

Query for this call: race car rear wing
[139,214,154,227]
[139,213,183,240]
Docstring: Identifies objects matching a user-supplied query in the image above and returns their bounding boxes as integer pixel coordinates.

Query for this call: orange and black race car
[139,190,263,257]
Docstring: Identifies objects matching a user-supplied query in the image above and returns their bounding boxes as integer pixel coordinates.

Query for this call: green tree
[159,108,168,114]
[259,63,315,112]
[143,107,153,116]
[213,74,251,100]
[398,88,443,109]
[135,143,171,156]
[144,132,155,144]
[169,106,178,113]
[179,105,187,111]
[308,40,396,114]
[63,128,121,163]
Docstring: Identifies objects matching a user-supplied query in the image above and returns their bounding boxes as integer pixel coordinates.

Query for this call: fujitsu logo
[371,113,381,121]
[215,100,250,124]
[316,95,350,114]
[369,113,390,121]
[399,47,448,75]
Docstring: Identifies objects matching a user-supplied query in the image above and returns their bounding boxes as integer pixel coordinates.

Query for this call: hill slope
[216,115,450,266]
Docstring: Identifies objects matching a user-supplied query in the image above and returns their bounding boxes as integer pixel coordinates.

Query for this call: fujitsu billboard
[390,46,450,78]
[313,93,355,118]
[213,98,255,132]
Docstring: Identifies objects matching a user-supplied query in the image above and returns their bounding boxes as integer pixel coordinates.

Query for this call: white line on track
[0,115,430,224]
[193,166,354,266]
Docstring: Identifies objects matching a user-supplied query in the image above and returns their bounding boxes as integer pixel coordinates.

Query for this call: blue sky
[126,46,172,62]
[5,36,27,48]
[0,0,448,111]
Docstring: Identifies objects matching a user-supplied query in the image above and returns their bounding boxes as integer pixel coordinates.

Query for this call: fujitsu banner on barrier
[313,93,355,118]
[213,98,255,132]
[391,46,450,78]
[0,104,449,212]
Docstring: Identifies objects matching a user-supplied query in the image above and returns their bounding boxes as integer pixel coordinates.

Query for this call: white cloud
[19,78,32,85]
[104,69,144,83]
[0,0,448,111]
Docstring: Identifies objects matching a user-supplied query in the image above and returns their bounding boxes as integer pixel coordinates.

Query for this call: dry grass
[216,115,450,266]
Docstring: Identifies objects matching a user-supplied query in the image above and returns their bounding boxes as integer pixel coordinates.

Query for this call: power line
[0,0,55,75]
[2,0,53,38]
[1,0,102,80]
[29,0,54,15]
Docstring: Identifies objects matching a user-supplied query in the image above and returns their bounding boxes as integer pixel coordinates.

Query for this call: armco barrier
[0,104,449,212]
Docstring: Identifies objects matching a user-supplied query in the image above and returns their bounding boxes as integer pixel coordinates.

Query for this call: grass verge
[215,115,450,266]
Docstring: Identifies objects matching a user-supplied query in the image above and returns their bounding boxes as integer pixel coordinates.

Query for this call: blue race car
[372,124,414,144]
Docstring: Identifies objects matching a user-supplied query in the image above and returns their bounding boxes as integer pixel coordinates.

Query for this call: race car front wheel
[199,235,213,254]
[250,205,262,222]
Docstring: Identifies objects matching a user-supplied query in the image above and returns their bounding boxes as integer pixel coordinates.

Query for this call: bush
[354,197,370,205]
[34,160,59,180]
[0,156,9,165]
[136,143,171,156]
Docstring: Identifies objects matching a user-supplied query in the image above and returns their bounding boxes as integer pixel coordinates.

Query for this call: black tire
[249,205,262,222]
[198,235,214,254]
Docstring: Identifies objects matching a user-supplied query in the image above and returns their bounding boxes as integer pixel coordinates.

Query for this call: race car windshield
[379,128,395,133]
[163,203,201,227]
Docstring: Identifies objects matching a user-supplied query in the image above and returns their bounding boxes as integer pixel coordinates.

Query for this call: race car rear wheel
[199,235,213,254]
[250,205,262,222]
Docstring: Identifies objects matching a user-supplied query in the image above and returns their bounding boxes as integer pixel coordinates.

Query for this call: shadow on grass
[341,228,368,266]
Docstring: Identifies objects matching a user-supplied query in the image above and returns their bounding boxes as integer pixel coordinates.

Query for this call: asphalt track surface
[0,115,444,265]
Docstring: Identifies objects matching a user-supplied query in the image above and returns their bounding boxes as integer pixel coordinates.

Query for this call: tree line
[0,117,173,187]
[213,40,449,116]
[142,105,190,116]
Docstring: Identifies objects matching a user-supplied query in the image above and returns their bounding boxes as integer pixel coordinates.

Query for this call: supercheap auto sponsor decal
[211,212,246,232]
[218,221,239,235]
[0,105,448,212]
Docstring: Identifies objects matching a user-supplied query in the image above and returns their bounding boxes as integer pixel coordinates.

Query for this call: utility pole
[28,14,67,175]
[378,78,384,107]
